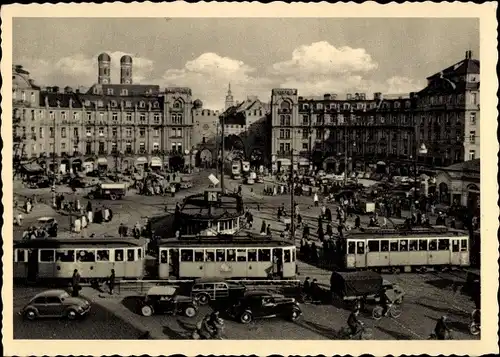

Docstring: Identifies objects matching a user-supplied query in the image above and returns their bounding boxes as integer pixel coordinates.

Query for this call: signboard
[208,174,220,186]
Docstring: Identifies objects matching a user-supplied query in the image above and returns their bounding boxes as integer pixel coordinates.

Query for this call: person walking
[72,269,81,297]
[108,269,116,295]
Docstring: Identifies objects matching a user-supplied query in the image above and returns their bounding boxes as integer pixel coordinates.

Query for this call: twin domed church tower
[97,52,133,85]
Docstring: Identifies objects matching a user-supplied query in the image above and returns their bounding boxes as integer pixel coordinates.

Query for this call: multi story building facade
[415,50,480,166]
[15,53,195,173]
[270,51,480,173]
[270,88,416,173]
[221,95,271,166]
[13,65,41,166]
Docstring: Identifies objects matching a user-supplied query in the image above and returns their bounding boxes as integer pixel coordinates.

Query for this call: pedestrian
[260,220,266,235]
[108,269,115,295]
[72,269,81,297]
[266,224,272,236]
[313,192,319,207]
[354,215,361,229]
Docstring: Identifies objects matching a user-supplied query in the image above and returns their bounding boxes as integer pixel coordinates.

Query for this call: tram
[339,226,470,272]
[157,234,297,280]
[13,238,148,284]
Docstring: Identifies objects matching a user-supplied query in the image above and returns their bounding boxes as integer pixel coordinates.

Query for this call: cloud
[271,41,378,80]
[18,51,155,88]
[384,76,424,94]
[162,52,273,109]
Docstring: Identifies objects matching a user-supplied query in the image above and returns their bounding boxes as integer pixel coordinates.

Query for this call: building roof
[222,106,246,125]
[427,57,480,81]
[40,91,84,108]
[440,159,480,173]
[85,84,161,96]
[79,94,163,111]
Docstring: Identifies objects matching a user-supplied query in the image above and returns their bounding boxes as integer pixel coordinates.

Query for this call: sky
[13,18,479,110]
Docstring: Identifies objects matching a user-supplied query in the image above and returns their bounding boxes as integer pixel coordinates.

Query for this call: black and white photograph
[2,2,498,356]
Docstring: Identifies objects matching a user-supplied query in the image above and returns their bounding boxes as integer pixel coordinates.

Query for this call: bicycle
[469,309,480,336]
[372,302,402,320]
[339,324,373,340]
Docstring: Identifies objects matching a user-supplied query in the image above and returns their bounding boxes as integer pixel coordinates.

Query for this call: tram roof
[157,234,294,248]
[14,238,148,249]
[179,192,244,219]
[344,226,468,239]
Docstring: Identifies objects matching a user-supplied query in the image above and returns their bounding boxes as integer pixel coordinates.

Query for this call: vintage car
[190,278,246,306]
[87,183,127,200]
[19,289,91,320]
[226,290,302,324]
[140,286,198,318]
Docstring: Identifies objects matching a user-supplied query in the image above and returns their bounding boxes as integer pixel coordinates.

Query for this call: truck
[241,161,250,174]
[87,183,127,200]
[230,160,242,179]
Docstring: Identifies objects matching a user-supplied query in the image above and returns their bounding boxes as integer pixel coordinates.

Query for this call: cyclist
[347,307,364,338]
[434,315,451,340]
[379,286,393,316]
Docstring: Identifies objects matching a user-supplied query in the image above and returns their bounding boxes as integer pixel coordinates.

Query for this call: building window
[177,128,182,138]
[469,131,476,144]
[61,127,67,138]
[285,143,291,152]
[125,142,132,154]
[99,112,104,121]
[111,142,117,153]
[172,114,182,124]
[121,89,128,96]
[153,143,160,152]
[126,113,132,122]
[140,113,146,122]
[99,127,105,137]
[61,112,67,121]
[470,113,476,125]
[112,113,118,121]
[73,112,79,121]
[112,127,118,138]
[153,102,160,108]
[139,128,146,137]
[202,137,206,144]
[302,143,308,150]
[139,101,146,108]
[139,142,146,153]
[86,127,92,137]
[39,127,44,139]
[302,115,309,125]
[279,143,284,153]
[126,128,132,137]
[153,113,160,124]
[107,88,114,95]
[177,143,182,152]
[279,129,291,139]
[49,127,54,138]
[86,112,92,121]
[98,142,105,154]
[49,111,55,120]
[153,128,160,137]
[85,142,92,154]
[61,142,66,151]
[73,128,79,138]
[97,100,104,107]
[173,100,183,109]
[125,101,132,108]
[471,93,477,105]
[469,150,476,160]
[279,115,291,126]
[302,129,309,139]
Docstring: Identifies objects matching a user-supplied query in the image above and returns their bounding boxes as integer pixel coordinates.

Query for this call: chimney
[465,50,472,59]
[374,92,382,100]
[75,89,80,94]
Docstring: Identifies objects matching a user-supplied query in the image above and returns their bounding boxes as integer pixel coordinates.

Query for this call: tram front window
[284,250,291,263]
[194,249,204,262]
[452,240,460,252]
[205,250,215,262]
[258,249,271,261]
[160,250,168,264]
[216,249,226,262]
[347,242,356,254]
[460,239,468,251]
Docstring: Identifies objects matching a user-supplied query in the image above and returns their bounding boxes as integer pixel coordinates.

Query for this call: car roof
[33,289,68,298]
[244,290,271,297]
[146,286,177,296]
[37,217,55,222]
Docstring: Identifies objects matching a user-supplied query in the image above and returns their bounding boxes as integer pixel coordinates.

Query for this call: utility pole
[220,113,225,192]
[344,120,348,186]
[215,121,219,180]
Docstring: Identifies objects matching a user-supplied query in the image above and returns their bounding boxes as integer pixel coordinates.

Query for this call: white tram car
[157,234,297,280]
[341,226,470,272]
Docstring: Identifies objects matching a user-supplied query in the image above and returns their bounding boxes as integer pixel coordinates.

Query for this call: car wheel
[240,311,252,324]
[141,305,153,317]
[67,309,78,320]
[24,309,37,321]
[110,193,117,201]
[196,293,210,305]
[184,306,197,318]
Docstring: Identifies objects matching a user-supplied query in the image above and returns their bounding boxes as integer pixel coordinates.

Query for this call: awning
[97,157,108,165]
[136,157,147,164]
[277,158,291,166]
[298,158,310,166]
[377,161,386,166]
[150,157,162,167]
[23,162,44,173]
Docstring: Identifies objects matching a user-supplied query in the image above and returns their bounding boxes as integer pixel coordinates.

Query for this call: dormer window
[97,100,104,107]
[93,87,99,95]
[125,101,132,108]
[394,101,401,108]
[173,100,183,109]
[121,89,128,96]
[111,100,117,107]
[139,101,146,108]
[153,101,160,108]
[343,103,350,110]
[107,88,114,95]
